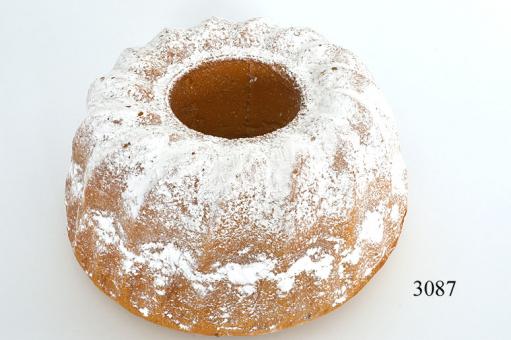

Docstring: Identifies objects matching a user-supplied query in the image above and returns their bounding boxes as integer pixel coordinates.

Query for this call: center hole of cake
[169,59,302,139]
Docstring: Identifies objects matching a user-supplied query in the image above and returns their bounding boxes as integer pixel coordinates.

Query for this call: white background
[1,0,510,339]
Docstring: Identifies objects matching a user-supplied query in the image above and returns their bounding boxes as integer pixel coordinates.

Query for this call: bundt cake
[65,17,407,336]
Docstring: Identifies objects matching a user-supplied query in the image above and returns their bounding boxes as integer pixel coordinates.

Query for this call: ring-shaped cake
[66,18,407,336]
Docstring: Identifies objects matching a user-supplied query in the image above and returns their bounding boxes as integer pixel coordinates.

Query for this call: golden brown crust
[170,59,301,139]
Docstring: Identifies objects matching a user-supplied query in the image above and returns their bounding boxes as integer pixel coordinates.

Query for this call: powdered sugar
[67,162,84,200]
[342,247,362,265]
[83,209,336,296]
[138,307,149,317]
[359,210,384,243]
[274,252,334,293]
[93,213,117,245]
[390,203,400,222]
[217,260,275,286]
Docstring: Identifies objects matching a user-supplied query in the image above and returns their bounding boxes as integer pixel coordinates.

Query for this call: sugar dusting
[66,17,407,335]
[359,209,384,243]
[85,210,335,296]
[275,251,334,293]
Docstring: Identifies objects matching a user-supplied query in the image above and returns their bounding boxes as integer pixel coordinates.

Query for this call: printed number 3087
[413,280,456,297]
